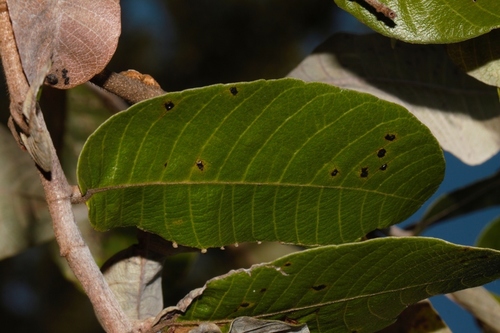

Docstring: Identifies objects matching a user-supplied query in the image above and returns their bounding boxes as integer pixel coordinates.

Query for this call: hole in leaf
[230,87,238,95]
[45,74,58,85]
[330,169,339,177]
[385,134,396,141]
[312,284,326,291]
[379,164,387,171]
[377,148,386,158]
[360,167,369,178]
[165,101,175,111]
[196,160,204,171]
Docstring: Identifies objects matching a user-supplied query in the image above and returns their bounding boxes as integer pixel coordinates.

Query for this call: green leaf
[177,237,500,333]
[448,29,500,88]
[77,79,444,249]
[477,216,500,251]
[334,0,500,44]
[288,33,500,165]
[413,170,500,234]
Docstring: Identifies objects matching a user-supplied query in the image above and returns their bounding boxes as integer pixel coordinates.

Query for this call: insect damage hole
[360,167,369,178]
[196,160,204,171]
[61,68,70,85]
[45,74,58,85]
[164,101,175,111]
[385,134,396,141]
[229,86,238,95]
[330,169,339,177]
[363,0,397,19]
[312,284,327,291]
[380,164,387,171]
[377,148,386,158]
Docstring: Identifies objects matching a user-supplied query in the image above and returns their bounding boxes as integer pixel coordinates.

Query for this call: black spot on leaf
[283,262,292,267]
[385,134,396,141]
[260,288,267,293]
[330,169,338,177]
[61,68,68,78]
[312,284,326,291]
[377,148,386,158]
[45,74,58,85]
[163,162,168,168]
[230,87,238,95]
[240,302,250,308]
[165,101,175,111]
[64,77,70,85]
[360,167,369,178]
[379,164,387,171]
[196,160,204,171]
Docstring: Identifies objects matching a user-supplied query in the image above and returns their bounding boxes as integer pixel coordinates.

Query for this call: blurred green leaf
[334,0,500,44]
[288,33,500,166]
[448,29,500,88]
[477,216,500,250]
[77,79,444,249]
[177,237,500,333]
[414,170,500,234]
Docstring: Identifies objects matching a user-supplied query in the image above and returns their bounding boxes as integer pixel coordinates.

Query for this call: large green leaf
[334,0,500,44]
[77,79,444,249]
[176,237,500,333]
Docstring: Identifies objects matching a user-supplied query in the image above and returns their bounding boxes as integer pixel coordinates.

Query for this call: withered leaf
[7,0,120,89]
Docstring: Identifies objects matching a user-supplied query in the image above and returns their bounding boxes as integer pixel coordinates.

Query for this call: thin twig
[0,2,131,332]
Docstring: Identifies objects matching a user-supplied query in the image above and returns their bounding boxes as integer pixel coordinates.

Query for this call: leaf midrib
[83,181,420,203]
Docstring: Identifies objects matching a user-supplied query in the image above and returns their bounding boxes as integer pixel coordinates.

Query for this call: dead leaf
[102,244,165,321]
[376,300,451,333]
[7,0,120,89]
[229,317,309,333]
[448,287,500,332]
[0,125,53,260]
[288,33,500,165]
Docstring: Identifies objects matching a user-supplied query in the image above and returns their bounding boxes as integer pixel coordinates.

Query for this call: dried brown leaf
[7,0,120,89]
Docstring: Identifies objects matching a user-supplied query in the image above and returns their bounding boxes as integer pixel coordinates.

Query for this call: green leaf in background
[448,29,500,88]
[477,216,500,251]
[288,33,500,166]
[77,79,444,249]
[334,0,500,44]
[412,170,500,234]
[177,237,500,333]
